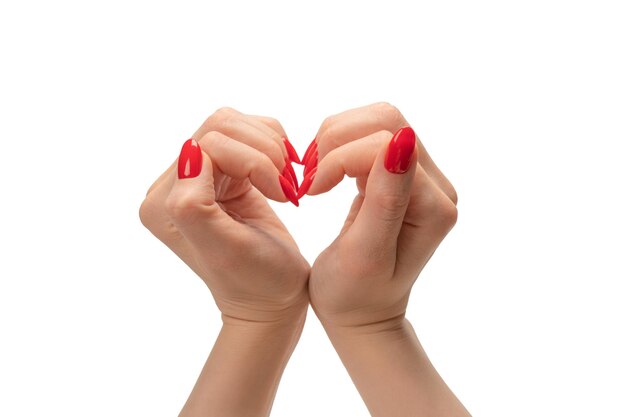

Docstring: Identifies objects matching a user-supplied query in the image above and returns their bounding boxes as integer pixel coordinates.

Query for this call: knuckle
[198,130,226,147]
[370,130,393,145]
[319,115,335,132]
[210,106,238,126]
[251,138,283,169]
[264,126,283,143]
[318,115,338,142]
[264,117,282,132]
[318,121,340,153]
[373,102,403,127]
[448,185,459,205]
[438,198,458,228]
[247,151,273,175]
[323,122,339,142]
[425,195,458,230]
[436,175,458,205]
[164,193,202,226]
[214,106,237,117]
[139,197,180,241]
[267,142,285,166]
[260,152,276,171]
[138,197,159,230]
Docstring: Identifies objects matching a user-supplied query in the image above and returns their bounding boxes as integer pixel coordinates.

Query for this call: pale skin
[139,103,470,417]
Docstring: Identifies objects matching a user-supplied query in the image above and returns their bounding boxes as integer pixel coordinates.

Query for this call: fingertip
[301,138,317,166]
[304,157,326,196]
[283,137,302,164]
[296,166,317,199]
[282,159,299,191]
[383,126,417,175]
[177,139,202,180]
[279,174,299,206]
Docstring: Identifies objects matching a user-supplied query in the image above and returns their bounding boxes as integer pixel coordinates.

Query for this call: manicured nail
[297,167,317,199]
[279,174,299,207]
[282,160,299,191]
[303,148,318,177]
[283,137,302,164]
[384,127,416,174]
[178,139,202,179]
[282,165,296,189]
[302,138,317,166]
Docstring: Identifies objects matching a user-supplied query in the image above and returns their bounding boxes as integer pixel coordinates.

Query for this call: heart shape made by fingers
[280,136,319,205]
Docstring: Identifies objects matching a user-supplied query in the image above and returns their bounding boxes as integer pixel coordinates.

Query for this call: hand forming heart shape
[139,102,466,416]
[140,101,457,325]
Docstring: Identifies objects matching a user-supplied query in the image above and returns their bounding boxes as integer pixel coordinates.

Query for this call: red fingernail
[283,137,302,164]
[178,139,202,179]
[282,165,295,189]
[302,138,317,166]
[282,160,299,191]
[303,148,318,177]
[297,167,317,199]
[384,127,416,174]
[279,174,299,207]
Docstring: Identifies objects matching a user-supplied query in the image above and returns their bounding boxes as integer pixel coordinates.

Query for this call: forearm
[179,309,307,417]
[325,318,470,417]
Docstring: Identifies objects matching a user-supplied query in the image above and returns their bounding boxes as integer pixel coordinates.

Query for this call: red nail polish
[282,161,299,191]
[282,165,295,189]
[283,137,301,164]
[303,148,318,177]
[384,127,416,174]
[302,138,317,166]
[178,139,202,179]
[279,175,299,207]
[297,167,317,199]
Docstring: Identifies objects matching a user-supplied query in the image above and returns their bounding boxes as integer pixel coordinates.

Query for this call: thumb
[165,139,245,252]
[348,127,417,255]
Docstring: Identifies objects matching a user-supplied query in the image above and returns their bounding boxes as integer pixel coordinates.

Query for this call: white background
[1,1,625,416]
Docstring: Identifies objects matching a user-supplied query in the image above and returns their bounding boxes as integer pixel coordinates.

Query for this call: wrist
[313,299,408,338]
[218,288,309,328]
[321,314,409,347]
[220,302,307,348]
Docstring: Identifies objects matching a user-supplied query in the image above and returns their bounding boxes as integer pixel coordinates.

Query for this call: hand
[302,103,468,417]
[140,107,308,324]
[139,108,309,417]
[304,102,458,329]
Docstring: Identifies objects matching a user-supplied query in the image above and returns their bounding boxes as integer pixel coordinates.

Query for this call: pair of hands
[140,102,457,329]
[139,102,462,417]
